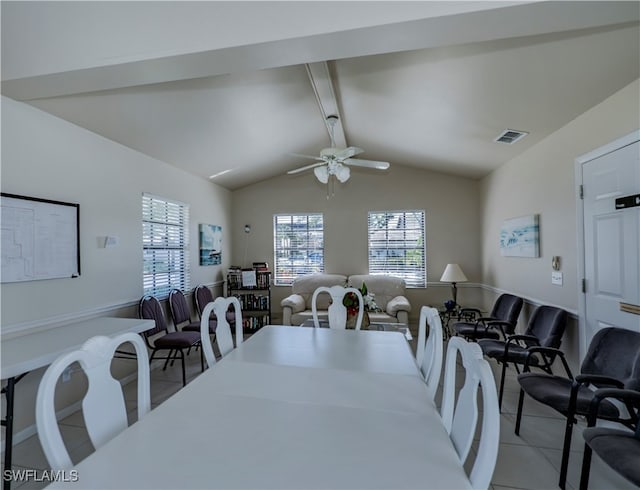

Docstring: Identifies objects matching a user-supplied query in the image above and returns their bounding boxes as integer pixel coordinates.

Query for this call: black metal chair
[516,327,640,489]
[453,293,523,341]
[193,284,236,328]
[579,388,640,489]
[139,295,203,387]
[194,284,214,318]
[168,289,201,332]
[478,305,567,409]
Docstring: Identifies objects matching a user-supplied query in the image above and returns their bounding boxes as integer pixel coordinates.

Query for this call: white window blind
[142,193,190,298]
[273,213,324,286]
[368,210,426,287]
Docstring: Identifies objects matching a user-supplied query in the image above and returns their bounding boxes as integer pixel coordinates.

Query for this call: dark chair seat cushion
[583,427,640,486]
[479,339,541,365]
[153,331,200,348]
[517,373,620,419]
[182,319,217,334]
[454,322,500,340]
[225,311,236,325]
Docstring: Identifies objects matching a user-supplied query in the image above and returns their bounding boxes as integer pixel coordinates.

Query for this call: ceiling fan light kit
[287,115,390,191]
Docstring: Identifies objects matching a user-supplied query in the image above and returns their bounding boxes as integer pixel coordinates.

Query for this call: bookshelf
[226,266,271,332]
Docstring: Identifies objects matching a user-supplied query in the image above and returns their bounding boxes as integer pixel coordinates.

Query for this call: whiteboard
[1,193,80,283]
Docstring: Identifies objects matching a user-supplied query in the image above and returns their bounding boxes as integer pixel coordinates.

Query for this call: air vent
[495,129,529,144]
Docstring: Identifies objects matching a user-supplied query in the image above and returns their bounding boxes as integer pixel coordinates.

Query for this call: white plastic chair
[36,332,150,471]
[440,336,500,490]
[311,285,364,330]
[415,306,444,400]
[200,296,243,367]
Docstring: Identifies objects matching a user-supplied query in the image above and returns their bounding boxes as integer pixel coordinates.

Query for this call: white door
[581,136,640,355]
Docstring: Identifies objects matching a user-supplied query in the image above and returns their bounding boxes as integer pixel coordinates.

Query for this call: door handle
[620,302,640,315]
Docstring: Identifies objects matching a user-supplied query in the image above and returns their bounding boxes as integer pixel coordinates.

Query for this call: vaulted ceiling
[2,1,638,190]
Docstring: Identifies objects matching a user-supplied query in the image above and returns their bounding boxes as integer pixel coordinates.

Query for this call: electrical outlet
[62,366,72,383]
[551,271,563,286]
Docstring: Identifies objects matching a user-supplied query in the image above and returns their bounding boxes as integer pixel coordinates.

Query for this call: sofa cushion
[348,274,406,312]
[291,273,347,310]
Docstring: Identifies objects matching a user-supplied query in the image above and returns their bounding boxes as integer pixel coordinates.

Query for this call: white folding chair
[200,296,243,367]
[415,306,444,400]
[311,285,364,330]
[36,332,150,471]
[440,336,500,490]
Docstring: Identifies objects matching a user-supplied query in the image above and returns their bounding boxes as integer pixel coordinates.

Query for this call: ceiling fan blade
[344,158,390,170]
[287,162,326,175]
[335,147,364,160]
[289,152,324,161]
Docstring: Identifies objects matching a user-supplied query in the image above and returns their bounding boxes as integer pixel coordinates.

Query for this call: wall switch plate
[551,271,563,286]
[104,236,119,248]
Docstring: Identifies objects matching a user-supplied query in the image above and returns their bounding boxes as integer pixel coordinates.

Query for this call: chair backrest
[490,293,524,334]
[441,336,500,490]
[524,305,568,348]
[415,306,444,400]
[36,333,150,471]
[311,285,364,330]
[168,289,193,328]
[581,327,640,391]
[194,284,214,317]
[200,296,243,367]
[139,295,169,336]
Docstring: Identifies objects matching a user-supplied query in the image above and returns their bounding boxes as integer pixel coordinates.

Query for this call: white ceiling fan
[287,115,390,185]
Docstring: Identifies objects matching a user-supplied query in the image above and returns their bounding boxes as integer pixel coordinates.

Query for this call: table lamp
[440,263,468,306]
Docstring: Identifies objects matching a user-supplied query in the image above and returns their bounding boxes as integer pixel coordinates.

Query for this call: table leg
[2,374,26,490]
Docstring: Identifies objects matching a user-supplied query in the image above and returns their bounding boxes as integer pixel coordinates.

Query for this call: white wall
[231,163,483,325]
[1,96,233,440]
[1,96,232,329]
[479,78,640,367]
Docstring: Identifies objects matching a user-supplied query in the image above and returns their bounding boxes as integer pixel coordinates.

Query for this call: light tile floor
[3,334,636,490]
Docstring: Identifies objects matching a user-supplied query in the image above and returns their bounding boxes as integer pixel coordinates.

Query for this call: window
[274,213,324,285]
[142,193,190,298]
[368,210,426,287]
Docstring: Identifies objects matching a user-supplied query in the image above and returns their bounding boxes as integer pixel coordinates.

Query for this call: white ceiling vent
[495,129,529,144]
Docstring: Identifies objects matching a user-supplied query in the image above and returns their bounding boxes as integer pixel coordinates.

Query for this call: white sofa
[280,273,411,326]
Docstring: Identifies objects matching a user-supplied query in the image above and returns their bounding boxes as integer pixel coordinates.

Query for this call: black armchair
[479,305,568,409]
[515,327,640,489]
[579,388,640,489]
[453,293,523,341]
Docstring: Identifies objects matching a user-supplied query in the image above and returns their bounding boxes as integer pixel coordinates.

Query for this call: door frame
[575,129,640,360]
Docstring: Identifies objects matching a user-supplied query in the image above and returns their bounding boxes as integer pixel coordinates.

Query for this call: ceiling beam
[305,62,347,148]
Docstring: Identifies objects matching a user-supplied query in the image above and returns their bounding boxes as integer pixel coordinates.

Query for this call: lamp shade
[314,166,329,184]
[440,264,468,283]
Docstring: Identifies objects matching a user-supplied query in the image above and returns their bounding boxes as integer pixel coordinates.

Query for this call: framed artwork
[499,215,539,257]
[199,224,222,266]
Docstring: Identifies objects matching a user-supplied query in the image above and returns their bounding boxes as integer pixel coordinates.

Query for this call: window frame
[367,209,426,288]
[273,213,324,286]
[142,193,190,299]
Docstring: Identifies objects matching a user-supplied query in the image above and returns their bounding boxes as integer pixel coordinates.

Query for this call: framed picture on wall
[499,214,539,257]
[199,224,222,266]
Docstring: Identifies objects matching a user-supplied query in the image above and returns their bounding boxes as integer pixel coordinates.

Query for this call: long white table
[47,326,471,490]
[1,317,154,490]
